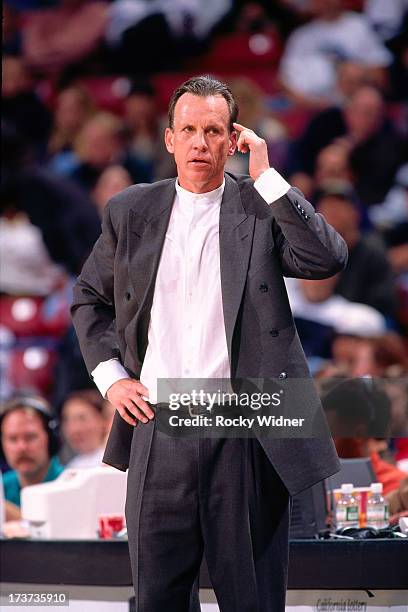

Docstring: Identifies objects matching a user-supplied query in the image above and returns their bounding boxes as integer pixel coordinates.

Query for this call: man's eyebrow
[206,123,225,130]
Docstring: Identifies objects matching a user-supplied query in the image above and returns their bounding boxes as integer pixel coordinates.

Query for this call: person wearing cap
[0,396,63,520]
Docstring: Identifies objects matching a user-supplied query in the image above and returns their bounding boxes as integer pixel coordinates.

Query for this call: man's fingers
[134,381,149,399]
[122,399,149,424]
[130,393,155,419]
[117,405,138,426]
[233,122,252,132]
[236,132,249,153]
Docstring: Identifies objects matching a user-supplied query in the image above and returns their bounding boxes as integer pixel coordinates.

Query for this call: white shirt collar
[175,177,225,206]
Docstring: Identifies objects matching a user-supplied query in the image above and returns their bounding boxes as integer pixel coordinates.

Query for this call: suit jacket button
[269,328,279,337]
[278,371,287,379]
[259,282,268,292]
[125,292,131,301]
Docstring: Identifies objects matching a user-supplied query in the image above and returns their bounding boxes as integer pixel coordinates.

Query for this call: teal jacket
[2,457,64,507]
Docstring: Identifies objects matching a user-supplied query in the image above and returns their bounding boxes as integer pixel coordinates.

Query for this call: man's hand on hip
[233,122,270,182]
[106,379,154,426]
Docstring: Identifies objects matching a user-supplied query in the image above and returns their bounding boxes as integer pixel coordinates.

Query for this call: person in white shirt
[71,75,347,611]
[279,0,392,107]
[61,390,108,469]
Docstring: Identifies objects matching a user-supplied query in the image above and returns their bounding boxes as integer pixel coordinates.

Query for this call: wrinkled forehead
[173,93,230,127]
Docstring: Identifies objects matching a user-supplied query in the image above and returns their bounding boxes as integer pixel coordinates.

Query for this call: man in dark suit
[71,75,348,611]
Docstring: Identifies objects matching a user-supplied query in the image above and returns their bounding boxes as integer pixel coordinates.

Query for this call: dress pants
[125,417,291,612]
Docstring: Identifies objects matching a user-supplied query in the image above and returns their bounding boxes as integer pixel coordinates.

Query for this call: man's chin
[16,460,39,474]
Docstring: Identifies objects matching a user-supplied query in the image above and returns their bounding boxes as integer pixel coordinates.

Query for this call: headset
[0,395,61,461]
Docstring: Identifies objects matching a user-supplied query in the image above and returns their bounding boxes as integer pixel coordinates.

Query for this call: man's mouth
[16,457,34,464]
[189,159,210,165]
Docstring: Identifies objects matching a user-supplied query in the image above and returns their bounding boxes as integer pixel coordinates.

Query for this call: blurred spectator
[368,164,408,276]
[316,188,397,317]
[286,276,387,334]
[383,378,408,440]
[225,77,288,174]
[0,396,63,519]
[314,144,353,192]
[290,141,353,200]
[288,84,405,205]
[61,390,109,468]
[1,121,101,277]
[331,332,408,378]
[2,56,52,160]
[322,377,406,495]
[314,144,352,190]
[124,81,158,164]
[21,0,108,75]
[364,0,408,42]
[279,0,392,107]
[386,10,408,102]
[47,85,95,158]
[0,210,66,296]
[2,3,22,56]
[122,80,175,180]
[387,475,408,524]
[92,165,132,216]
[106,0,232,74]
[369,164,408,232]
[49,111,153,193]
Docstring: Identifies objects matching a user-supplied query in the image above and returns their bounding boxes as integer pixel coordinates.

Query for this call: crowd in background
[1,0,408,524]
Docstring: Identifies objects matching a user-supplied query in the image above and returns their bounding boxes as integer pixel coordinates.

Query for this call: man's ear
[228,130,237,156]
[165,127,174,154]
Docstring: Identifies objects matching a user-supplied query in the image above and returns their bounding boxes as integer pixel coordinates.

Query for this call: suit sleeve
[269,187,348,279]
[70,201,121,375]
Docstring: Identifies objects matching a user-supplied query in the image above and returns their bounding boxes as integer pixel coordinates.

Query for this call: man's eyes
[181,127,221,134]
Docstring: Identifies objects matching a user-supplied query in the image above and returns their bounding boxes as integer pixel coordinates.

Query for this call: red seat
[0,297,45,337]
[189,30,282,72]
[9,346,57,396]
[0,296,70,338]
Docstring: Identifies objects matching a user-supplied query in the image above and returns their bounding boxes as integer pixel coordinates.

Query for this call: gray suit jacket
[71,172,348,495]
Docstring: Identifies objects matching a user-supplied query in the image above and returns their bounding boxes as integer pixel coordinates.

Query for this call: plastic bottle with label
[366,482,389,529]
[335,483,360,529]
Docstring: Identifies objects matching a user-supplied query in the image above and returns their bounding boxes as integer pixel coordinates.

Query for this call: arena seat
[9,345,57,396]
[188,30,282,72]
[0,296,70,338]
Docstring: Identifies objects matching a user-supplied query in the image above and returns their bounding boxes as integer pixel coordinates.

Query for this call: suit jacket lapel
[220,173,255,362]
[127,179,175,311]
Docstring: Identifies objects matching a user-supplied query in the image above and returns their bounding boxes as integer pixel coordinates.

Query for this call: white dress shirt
[92,168,290,401]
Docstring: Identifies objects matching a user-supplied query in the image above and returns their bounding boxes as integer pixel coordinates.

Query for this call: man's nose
[192,131,208,150]
[14,438,29,453]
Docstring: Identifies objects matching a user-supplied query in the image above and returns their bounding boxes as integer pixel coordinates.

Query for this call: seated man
[0,396,63,520]
[321,378,406,495]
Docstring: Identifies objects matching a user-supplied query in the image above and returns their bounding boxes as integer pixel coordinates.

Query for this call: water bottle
[335,483,359,529]
[366,482,389,529]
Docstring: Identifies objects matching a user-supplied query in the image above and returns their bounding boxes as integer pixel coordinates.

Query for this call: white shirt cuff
[254,168,291,204]
[91,358,129,398]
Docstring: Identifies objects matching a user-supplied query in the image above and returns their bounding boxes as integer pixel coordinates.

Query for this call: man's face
[1,409,50,478]
[61,398,106,454]
[345,87,383,142]
[165,93,237,193]
[316,196,360,247]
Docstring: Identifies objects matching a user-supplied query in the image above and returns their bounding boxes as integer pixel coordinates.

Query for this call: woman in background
[61,389,110,468]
